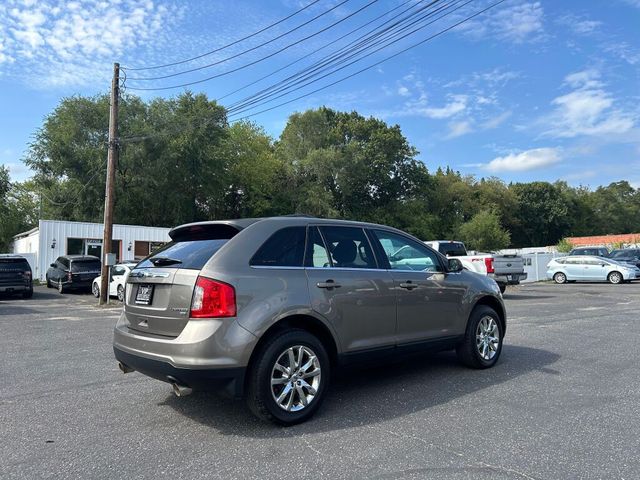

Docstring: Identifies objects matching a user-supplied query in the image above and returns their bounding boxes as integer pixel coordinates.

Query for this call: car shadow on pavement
[160,344,560,437]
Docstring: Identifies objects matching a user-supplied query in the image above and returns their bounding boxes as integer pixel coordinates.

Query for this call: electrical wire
[216,0,419,102]
[227,0,450,113]
[228,0,465,115]
[126,0,358,82]
[229,0,507,121]
[38,159,107,208]
[122,0,322,71]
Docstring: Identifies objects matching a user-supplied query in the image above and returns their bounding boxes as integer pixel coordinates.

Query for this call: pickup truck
[424,240,527,293]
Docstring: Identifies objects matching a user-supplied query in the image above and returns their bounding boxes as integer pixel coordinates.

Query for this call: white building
[13,220,171,280]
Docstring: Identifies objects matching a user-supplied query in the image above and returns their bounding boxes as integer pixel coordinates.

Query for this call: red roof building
[566,233,640,246]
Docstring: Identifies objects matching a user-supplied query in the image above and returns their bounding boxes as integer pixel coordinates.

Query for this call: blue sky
[1,0,639,188]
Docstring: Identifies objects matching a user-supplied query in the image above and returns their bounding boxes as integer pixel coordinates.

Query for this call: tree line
[1,92,639,252]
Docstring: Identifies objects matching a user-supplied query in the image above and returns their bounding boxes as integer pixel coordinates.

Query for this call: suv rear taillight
[484,257,495,274]
[190,277,236,318]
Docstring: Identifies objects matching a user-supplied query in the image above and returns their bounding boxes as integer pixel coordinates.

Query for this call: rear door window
[251,227,306,267]
[137,239,229,270]
[305,227,331,268]
[318,226,377,269]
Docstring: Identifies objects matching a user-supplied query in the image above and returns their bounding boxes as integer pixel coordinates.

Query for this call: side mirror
[448,258,463,273]
[50,263,56,268]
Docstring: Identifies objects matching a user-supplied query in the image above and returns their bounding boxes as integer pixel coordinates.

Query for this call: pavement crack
[371,426,540,480]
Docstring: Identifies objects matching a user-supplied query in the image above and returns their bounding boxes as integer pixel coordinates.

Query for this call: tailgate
[493,255,525,275]
[125,268,199,337]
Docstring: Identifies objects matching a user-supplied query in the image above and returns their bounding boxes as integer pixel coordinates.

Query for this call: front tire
[456,305,503,369]
[553,272,567,284]
[46,276,53,288]
[92,282,100,298]
[608,271,623,284]
[57,280,65,294]
[117,285,125,302]
[246,329,330,425]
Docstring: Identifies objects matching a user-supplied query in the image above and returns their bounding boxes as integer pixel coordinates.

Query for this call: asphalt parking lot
[1,283,639,479]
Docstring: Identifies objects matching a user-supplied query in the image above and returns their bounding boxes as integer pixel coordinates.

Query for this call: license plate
[135,284,154,305]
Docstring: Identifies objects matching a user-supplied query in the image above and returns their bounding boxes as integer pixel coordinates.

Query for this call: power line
[229,0,507,122]
[122,0,322,71]
[216,0,420,103]
[125,0,359,82]
[228,0,466,116]
[227,0,450,113]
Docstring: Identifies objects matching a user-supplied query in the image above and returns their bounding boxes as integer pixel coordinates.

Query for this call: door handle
[317,280,341,289]
[399,281,418,290]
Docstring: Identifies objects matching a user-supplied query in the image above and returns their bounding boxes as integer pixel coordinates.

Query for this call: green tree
[0,167,38,251]
[458,209,511,251]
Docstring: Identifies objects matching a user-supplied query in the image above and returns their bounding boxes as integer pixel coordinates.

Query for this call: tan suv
[114,217,506,425]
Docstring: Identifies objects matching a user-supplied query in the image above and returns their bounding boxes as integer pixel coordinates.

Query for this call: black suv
[610,248,640,269]
[46,255,102,294]
[0,255,33,298]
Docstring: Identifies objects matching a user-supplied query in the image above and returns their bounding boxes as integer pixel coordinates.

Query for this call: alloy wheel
[117,285,124,302]
[554,272,566,284]
[476,316,500,361]
[609,272,622,284]
[92,283,100,298]
[270,345,321,412]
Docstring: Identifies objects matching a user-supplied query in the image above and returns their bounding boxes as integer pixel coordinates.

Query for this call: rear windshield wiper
[150,257,182,266]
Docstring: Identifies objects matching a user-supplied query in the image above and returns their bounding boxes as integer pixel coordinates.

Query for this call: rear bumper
[490,273,527,285]
[0,284,31,292]
[114,347,246,398]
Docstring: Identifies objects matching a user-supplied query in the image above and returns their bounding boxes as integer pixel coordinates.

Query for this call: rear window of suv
[437,242,467,257]
[0,258,30,270]
[137,239,229,270]
[71,260,101,273]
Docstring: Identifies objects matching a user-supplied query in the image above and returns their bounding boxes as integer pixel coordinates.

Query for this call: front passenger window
[373,230,442,272]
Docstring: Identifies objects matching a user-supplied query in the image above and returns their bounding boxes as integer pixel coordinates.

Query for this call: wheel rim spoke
[476,316,500,360]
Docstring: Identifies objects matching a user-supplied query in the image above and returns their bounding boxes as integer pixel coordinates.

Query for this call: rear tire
[246,329,330,425]
[456,305,503,369]
[553,272,567,284]
[23,288,33,299]
[117,285,124,302]
[92,282,100,298]
[608,271,623,284]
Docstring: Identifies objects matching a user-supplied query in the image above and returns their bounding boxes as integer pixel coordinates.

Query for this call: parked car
[46,255,102,293]
[114,217,506,425]
[609,248,640,269]
[547,255,638,284]
[569,246,609,257]
[92,262,137,302]
[424,240,527,294]
[0,254,33,298]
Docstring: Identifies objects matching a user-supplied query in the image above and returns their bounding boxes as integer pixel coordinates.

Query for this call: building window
[66,238,121,262]
[134,241,167,260]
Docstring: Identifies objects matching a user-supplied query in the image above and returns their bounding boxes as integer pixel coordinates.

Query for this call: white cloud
[457,1,545,44]
[446,120,473,139]
[557,14,601,36]
[397,86,410,97]
[0,0,180,88]
[483,111,512,129]
[424,95,468,119]
[484,147,562,172]
[545,70,636,138]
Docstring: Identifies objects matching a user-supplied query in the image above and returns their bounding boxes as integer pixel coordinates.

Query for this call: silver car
[114,217,506,425]
[547,255,638,284]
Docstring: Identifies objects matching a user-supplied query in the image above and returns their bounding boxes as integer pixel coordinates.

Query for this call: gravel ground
[1,282,639,479]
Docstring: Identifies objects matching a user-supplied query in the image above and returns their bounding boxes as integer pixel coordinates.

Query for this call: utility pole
[100,63,119,305]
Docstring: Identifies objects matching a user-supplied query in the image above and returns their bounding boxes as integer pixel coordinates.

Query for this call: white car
[92,263,136,301]
[547,256,638,284]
